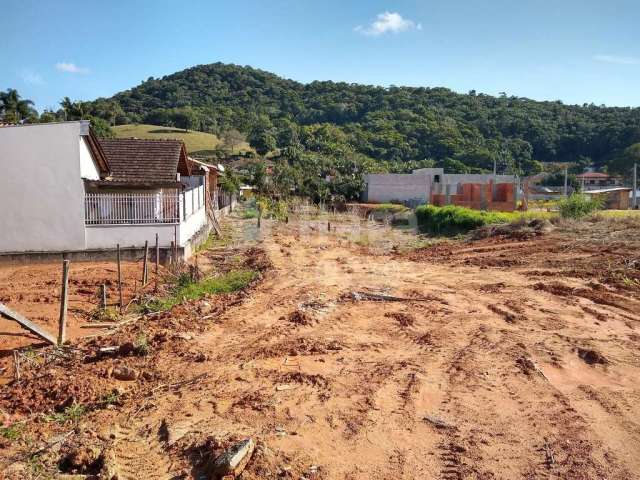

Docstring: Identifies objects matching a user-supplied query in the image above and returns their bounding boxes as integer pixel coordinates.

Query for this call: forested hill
[91,62,640,177]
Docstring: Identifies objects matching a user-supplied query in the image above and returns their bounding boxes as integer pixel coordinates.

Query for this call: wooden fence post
[100,284,107,309]
[155,233,159,291]
[57,260,70,346]
[142,240,149,285]
[117,244,123,310]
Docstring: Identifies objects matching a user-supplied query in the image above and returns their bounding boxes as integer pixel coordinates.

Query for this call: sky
[3,0,640,111]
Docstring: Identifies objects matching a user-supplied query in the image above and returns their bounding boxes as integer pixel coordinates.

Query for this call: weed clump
[558,194,602,219]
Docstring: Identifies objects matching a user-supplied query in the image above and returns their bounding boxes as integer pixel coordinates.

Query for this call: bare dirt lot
[1,213,640,479]
[0,259,159,382]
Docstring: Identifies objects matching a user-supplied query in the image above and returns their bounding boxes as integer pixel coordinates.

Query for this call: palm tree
[60,97,75,120]
[0,89,37,122]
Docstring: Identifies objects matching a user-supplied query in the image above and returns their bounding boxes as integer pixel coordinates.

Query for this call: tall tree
[221,129,245,155]
[0,89,37,122]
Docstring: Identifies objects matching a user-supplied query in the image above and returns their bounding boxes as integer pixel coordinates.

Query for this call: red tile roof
[576,172,611,178]
[97,138,192,185]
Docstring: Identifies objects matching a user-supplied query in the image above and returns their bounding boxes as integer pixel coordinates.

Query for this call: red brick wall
[429,182,515,211]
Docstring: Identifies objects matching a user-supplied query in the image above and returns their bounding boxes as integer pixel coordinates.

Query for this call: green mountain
[89,62,640,178]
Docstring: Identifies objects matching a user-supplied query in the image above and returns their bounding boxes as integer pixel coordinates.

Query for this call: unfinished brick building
[363,168,517,211]
[431,180,516,211]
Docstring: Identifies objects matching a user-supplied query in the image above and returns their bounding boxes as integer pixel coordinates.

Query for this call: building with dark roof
[0,121,222,260]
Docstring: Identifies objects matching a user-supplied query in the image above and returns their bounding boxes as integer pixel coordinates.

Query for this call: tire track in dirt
[110,422,172,480]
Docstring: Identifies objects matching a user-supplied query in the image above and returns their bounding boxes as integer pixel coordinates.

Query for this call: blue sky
[4,0,640,111]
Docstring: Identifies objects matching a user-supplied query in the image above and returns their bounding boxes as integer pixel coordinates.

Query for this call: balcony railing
[85,192,180,225]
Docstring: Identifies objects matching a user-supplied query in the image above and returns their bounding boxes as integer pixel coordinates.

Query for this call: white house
[0,121,212,261]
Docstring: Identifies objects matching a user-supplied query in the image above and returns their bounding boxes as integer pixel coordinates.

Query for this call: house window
[434,175,440,183]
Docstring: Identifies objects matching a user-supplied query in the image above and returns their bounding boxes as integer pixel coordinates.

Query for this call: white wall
[179,208,206,246]
[0,122,88,252]
[79,137,100,180]
[180,185,205,219]
[85,223,177,249]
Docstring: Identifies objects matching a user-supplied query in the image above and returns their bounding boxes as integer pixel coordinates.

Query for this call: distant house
[363,168,517,211]
[583,187,632,210]
[0,121,224,261]
[576,172,622,190]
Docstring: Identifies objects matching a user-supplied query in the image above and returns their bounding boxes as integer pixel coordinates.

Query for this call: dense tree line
[84,63,640,180]
[4,62,640,200]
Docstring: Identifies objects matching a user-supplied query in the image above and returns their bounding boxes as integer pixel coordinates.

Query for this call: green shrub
[557,194,602,219]
[415,204,517,235]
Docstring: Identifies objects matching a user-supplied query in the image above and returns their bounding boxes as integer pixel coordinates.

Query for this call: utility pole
[564,167,568,197]
[633,163,638,209]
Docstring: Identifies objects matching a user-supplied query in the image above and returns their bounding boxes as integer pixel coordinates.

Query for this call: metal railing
[85,192,180,225]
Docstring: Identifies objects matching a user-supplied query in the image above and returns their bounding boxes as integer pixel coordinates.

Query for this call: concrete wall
[179,208,207,246]
[85,223,177,249]
[363,173,428,204]
[0,122,88,252]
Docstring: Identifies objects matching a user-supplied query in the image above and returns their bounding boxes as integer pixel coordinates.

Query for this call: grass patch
[242,207,259,219]
[113,124,252,156]
[147,270,258,312]
[373,203,408,214]
[416,205,517,235]
[0,422,24,441]
[113,124,221,152]
[596,209,640,218]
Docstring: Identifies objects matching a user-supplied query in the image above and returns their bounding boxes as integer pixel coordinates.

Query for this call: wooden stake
[195,253,199,281]
[328,221,331,232]
[13,351,20,382]
[117,244,123,309]
[155,233,159,292]
[100,284,107,309]
[173,226,178,261]
[57,259,70,346]
[257,211,261,229]
[142,240,149,285]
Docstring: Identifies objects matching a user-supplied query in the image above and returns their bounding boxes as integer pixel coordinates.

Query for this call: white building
[0,121,211,261]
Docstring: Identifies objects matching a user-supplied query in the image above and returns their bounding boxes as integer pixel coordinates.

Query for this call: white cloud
[355,11,421,36]
[55,62,90,74]
[593,54,639,65]
[20,70,45,85]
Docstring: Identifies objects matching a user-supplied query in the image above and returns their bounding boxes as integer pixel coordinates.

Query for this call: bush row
[415,205,519,235]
